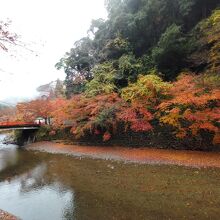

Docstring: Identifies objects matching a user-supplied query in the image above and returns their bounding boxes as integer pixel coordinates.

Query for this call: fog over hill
[0,97,34,106]
[0,0,107,101]
[0,79,64,105]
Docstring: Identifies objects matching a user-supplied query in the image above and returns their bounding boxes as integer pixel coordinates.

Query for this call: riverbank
[0,210,20,220]
[2,135,220,219]
[26,141,220,168]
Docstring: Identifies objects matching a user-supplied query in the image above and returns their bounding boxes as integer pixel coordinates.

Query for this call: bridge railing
[0,121,39,127]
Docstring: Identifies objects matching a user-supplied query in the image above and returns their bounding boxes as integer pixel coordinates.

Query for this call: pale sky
[0,0,107,103]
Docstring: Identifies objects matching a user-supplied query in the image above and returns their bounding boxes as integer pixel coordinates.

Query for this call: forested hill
[57,0,220,96]
[16,0,220,150]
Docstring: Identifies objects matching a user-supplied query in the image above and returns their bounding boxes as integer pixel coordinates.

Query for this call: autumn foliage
[14,72,219,146]
[0,107,16,122]
[158,74,220,144]
[12,9,220,148]
[16,99,53,123]
[51,93,153,141]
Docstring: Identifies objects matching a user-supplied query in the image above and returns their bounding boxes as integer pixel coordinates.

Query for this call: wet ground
[28,141,220,168]
[1,135,220,219]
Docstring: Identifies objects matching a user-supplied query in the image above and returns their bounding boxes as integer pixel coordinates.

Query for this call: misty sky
[0,0,107,102]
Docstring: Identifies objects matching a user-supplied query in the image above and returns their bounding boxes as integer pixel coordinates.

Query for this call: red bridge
[0,121,40,130]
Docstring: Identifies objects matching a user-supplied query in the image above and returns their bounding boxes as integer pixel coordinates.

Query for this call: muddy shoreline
[26,141,220,168]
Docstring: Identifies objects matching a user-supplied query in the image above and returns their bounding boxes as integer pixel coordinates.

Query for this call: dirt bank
[0,210,20,220]
[26,141,220,168]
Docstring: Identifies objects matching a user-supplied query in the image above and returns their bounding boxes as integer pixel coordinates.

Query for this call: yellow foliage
[159,108,181,128]
[121,73,171,105]
[204,10,220,74]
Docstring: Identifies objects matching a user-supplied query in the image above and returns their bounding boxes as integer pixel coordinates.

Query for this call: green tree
[54,79,65,98]
[56,37,95,98]
[57,0,220,97]
[116,53,142,87]
[152,24,189,80]
[85,62,117,97]
[190,9,220,75]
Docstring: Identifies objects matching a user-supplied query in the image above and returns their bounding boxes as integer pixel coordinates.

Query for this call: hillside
[16,0,220,150]
[57,0,220,93]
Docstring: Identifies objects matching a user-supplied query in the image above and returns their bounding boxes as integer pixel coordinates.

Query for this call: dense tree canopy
[14,0,220,149]
[57,0,219,91]
[53,1,220,147]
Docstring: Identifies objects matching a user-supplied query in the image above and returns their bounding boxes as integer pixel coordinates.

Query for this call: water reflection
[0,165,75,220]
[1,134,220,220]
[19,163,47,192]
[0,134,75,220]
[0,134,18,172]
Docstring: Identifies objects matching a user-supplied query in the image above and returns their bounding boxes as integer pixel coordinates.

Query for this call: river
[1,134,220,220]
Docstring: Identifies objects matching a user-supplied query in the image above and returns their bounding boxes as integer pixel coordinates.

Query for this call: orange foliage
[103,131,111,141]
[14,73,219,145]
[117,104,153,132]
[16,98,53,123]
[50,98,69,128]
[0,107,16,122]
[51,93,153,140]
[158,74,220,144]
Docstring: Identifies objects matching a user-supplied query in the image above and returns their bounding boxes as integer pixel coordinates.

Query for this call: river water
[1,134,220,220]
